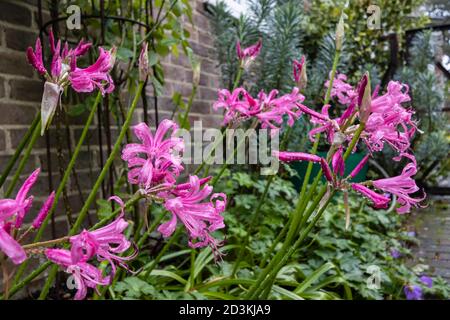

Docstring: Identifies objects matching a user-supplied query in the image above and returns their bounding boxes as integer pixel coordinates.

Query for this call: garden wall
[0,0,222,239]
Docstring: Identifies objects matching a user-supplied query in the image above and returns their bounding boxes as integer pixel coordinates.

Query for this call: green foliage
[396,31,449,182]
[303,0,429,81]
[112,171,450,300]
[211,0,303,93]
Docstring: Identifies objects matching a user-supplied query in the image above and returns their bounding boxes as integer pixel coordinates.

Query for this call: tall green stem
[232,67,243,90]
[0,113,40,189]
[38,82,145,300]
[194,64,244,177]
[245,47,343,299]
[179,85,198,129]
[143,227,183,279]
[256,190,335,298]
[5,121,42,197]
[211,119,258,186]
[10,92,102,290]
[232,126,293,275]
[249,122,365,299]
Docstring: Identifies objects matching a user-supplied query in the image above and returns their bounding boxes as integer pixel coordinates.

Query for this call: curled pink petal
[273,150,321,163]
[351,183,390,209]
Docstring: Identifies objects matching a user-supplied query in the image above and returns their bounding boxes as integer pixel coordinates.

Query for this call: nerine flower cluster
[27,29,115,134]
[0,35,427,300]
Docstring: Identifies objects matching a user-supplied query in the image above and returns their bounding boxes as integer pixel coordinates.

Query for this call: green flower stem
[231,175,273,276]
[324,50,341,105]
[0,261,52,300]
[292,136,320,223]
[193,127,226,176]
[245,179,327,299]
[232,125,293,275]
[22,236,70,250]
[256,190,336,299]
[5,121,42,197]
[194,63,244,176]
[259,218,289,268]
[232,67,243,90]
[245,47,343,299]
[136,210,168,247]
[0,113,40,189]
[38,82,145,300]
[249,121,365,299]
[179,85,198,129]
[185,249,196,291]
[343,124,364,160]
[211,119,258,187]
[10,92,103,291]
[143,227,183,279]
[92,192,143,230]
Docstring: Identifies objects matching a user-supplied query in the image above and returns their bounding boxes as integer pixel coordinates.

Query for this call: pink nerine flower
[236,39,262,68]
[26,30,114,135]
[69,196,136,273]
[158,175,227,257]
[298,103,349,144]
[326,73,416,153]
[213,88,255,125]
[255,88,304,134]
[349,154,370,179]
[0,169,40,264]
[45,248,110,300]
[372,154,425,214]
[327,73,357,105]
[363,81,416,153]
[121,120,184,193]
[69,47,115,95]
[26,38,46,75]
[213,87,303,133]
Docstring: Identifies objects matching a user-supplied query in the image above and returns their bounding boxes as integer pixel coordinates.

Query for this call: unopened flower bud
[32,191,55,229]
[138,42,149,82]
[335,14,346,51]
[109,46,117,70]
[358,72,371,124]
[321,158,333,182]
[236,39,262,69]
[191,56,201,87]
[293,56,307,90]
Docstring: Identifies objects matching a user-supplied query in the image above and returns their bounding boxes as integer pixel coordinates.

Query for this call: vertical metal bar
[100,0,115,209]
[149,0,159,126]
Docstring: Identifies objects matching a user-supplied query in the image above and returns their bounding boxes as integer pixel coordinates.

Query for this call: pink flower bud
[293,56,307,89]
[357,72,371,123]
[349,154,370,179]
[26,38,46,75]
[236,39,262,68]
[332,147,345,177]
[32,191,55,229]
[320,158,333,182]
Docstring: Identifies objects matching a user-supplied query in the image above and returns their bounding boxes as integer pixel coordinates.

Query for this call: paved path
[412,196,450,282]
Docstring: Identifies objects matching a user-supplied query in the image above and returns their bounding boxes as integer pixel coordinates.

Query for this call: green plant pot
[290,151,368,190]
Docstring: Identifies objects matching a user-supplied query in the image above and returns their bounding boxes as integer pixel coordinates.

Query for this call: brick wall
[0,0,221,240]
